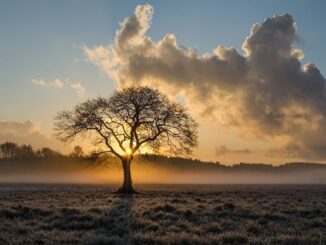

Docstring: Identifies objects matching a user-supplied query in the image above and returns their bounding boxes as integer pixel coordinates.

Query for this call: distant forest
[1,141,326,171]
[0,142,83,160]
[1,142,326,184]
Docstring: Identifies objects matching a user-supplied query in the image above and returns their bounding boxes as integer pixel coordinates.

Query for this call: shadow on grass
[97,195,138,244]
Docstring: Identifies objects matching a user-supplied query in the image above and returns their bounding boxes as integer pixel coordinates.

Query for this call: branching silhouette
[54,86,198,194]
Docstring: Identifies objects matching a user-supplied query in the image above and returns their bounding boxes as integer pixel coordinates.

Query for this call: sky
[0,0,326,164]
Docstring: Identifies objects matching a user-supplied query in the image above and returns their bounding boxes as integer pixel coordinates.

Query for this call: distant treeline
[0,142,104,176]
[1,141,326,172]
[139,154,326,172]
[0,142,84,160]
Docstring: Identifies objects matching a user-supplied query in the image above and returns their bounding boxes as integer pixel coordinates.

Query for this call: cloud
[0,121,64,151]
[70,82,85,97]
[216,145,251,156]
[32,79,46,86]
[0,121,40,136]
[31,78,65,88]
[83,5,326,160]
[31,78,86,96]
[52,79,64,88]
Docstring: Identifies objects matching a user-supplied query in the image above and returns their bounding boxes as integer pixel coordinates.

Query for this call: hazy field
[0,184,325,244]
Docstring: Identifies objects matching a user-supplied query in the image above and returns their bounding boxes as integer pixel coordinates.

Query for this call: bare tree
[54,86,198,194]
[0,142,19,159]
[69,145,84,158]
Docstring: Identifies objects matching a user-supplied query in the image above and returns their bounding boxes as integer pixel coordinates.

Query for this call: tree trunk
[115,157,138,194]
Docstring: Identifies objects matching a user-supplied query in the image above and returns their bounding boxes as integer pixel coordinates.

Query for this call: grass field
[0,184,325,244]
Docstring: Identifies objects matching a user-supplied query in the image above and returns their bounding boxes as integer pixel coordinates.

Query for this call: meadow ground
[0,184,325,245]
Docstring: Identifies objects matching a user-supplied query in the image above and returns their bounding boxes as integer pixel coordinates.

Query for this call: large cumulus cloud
[83,5,326,160]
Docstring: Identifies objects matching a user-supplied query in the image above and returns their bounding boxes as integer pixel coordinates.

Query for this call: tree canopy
[55,86,198,159]
[54,86,198,193]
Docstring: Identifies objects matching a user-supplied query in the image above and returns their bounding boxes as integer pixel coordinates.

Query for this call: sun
[126,148,132,155]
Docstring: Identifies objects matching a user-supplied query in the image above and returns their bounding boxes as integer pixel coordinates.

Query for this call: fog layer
[1,156,325,184]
